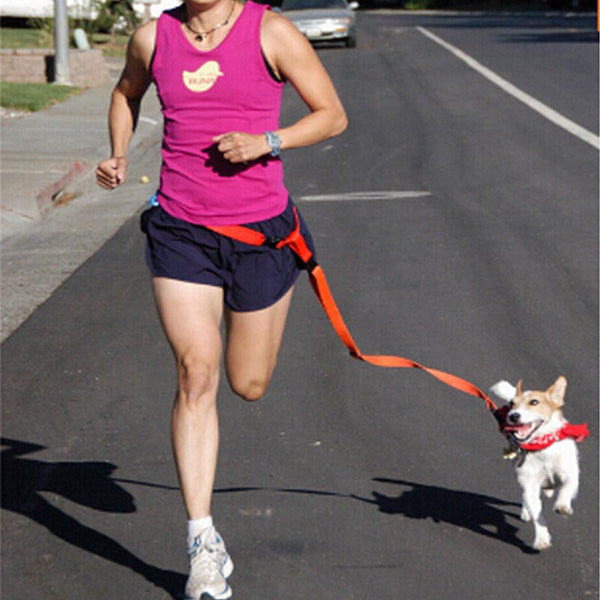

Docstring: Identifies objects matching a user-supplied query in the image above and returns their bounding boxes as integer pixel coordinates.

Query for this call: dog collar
[518,422,589,451]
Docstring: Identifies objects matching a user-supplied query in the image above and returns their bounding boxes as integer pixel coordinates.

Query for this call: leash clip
[263,236,282,249]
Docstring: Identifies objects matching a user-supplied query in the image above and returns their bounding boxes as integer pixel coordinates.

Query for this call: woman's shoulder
[133,18,158,45]
[127,18,159,68]
[261,4,304,41]
[260,4,315,66]
[133,4,182,43]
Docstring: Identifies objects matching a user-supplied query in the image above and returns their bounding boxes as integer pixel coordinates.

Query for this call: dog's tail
[489,380,517,402]
[489,381,517,434]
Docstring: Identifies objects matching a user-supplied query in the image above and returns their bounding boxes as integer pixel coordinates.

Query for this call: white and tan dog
[490,377,589,551]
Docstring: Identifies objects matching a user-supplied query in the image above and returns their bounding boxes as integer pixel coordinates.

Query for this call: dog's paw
[533,538,552,551]
[554,504,573,516]
[520,507,531,522]
[533,531,552,551]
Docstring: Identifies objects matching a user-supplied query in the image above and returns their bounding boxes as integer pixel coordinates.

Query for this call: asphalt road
[2,11,598,600]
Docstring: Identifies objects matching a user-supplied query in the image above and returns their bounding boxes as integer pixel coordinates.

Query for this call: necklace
[184,2,236,42]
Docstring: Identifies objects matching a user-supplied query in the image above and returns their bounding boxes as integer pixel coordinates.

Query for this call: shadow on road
[352,477,533,552]
[1,438,186,598]
[2,435,533,596]
[216,477,532,552]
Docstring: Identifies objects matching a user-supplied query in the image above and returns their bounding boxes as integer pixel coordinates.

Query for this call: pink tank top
[152,1,287,226]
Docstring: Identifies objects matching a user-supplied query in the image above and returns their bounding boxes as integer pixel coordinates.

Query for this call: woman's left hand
[213,132,272,163]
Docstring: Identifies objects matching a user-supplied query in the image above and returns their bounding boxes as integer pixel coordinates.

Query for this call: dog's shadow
[352,477,533,552]
[1,437,186,597]
[216,478,533,552]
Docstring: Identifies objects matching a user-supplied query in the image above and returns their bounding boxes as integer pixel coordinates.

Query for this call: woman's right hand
[96,156,128,190]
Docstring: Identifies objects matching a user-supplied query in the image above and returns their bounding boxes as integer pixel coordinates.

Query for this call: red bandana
[518,422,590,451]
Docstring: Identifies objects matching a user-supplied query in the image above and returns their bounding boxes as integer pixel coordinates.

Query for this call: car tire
[345,33,356,48]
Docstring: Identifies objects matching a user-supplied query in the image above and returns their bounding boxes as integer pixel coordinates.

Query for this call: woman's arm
[214,10,347,164]
[96,21,156,190]
[263,10,348,148]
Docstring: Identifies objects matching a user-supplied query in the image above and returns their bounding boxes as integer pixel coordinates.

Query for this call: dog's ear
[547,376,567,407]
[516,380,523,396]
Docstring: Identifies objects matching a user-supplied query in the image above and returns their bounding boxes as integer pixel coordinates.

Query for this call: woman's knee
[228,370,272,402]
[176,354,220,407]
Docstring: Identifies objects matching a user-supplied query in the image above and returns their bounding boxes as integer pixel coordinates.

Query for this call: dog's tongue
[504,423,533,437]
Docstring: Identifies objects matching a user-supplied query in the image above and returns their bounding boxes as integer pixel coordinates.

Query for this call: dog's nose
[508,412,521,424]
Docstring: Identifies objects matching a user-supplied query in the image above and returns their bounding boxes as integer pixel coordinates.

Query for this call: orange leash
[208,208,499,418]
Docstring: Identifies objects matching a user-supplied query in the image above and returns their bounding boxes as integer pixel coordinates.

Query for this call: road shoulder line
[417,25,599,150]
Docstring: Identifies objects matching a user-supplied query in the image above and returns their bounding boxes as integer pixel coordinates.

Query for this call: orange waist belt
[207,206,500,419]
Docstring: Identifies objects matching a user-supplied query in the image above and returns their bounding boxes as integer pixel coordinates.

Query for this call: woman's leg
[224,286,295,401]
[152,277,224,519]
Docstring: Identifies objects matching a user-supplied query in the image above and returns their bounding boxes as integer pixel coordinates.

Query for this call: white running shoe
[184,527,234,600]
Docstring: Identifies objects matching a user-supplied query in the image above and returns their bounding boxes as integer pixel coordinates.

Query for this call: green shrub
[92,0,139,34]
[26,17,54,47]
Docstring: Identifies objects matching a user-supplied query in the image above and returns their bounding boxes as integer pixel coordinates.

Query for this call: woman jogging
[96,0,347,598]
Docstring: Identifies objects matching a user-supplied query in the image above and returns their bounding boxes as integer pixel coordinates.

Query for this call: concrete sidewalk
[1,59,161,228]
[0,59,164,341]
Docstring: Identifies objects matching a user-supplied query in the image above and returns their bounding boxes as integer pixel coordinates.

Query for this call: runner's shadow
[1,438,186,597]
[352,477,532,552]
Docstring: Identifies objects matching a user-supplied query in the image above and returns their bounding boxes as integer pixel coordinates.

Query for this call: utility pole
[54,0,72,85]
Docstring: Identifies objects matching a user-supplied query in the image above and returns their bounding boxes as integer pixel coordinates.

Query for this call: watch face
[266,131,281,156]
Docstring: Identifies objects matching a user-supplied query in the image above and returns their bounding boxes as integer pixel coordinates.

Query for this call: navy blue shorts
[140,198,316,312]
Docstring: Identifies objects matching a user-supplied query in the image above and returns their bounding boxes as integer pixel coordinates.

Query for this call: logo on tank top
[182,61,224,93]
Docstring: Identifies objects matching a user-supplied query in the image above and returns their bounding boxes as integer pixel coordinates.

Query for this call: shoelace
[188,533,224,581]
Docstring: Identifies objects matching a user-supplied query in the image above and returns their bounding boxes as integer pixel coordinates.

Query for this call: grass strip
[0,27,47,49]
[0,28,129,57]
[0,81,81,112]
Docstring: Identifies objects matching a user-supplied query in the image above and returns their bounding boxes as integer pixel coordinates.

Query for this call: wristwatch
[265,131,282,157]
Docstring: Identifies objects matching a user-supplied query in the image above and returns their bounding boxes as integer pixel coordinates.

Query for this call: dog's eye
[529,399,540,406]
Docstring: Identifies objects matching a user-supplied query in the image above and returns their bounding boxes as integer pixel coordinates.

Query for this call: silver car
[280,0,358,48]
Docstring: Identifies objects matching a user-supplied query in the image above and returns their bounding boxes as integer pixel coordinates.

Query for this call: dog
[490,376,589,551]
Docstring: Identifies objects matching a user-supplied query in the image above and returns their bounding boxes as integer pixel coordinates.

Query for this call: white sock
[187,516,213,549]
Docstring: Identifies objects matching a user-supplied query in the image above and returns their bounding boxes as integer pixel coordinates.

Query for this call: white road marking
[417,26,600,150]
[298,191,431,202]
